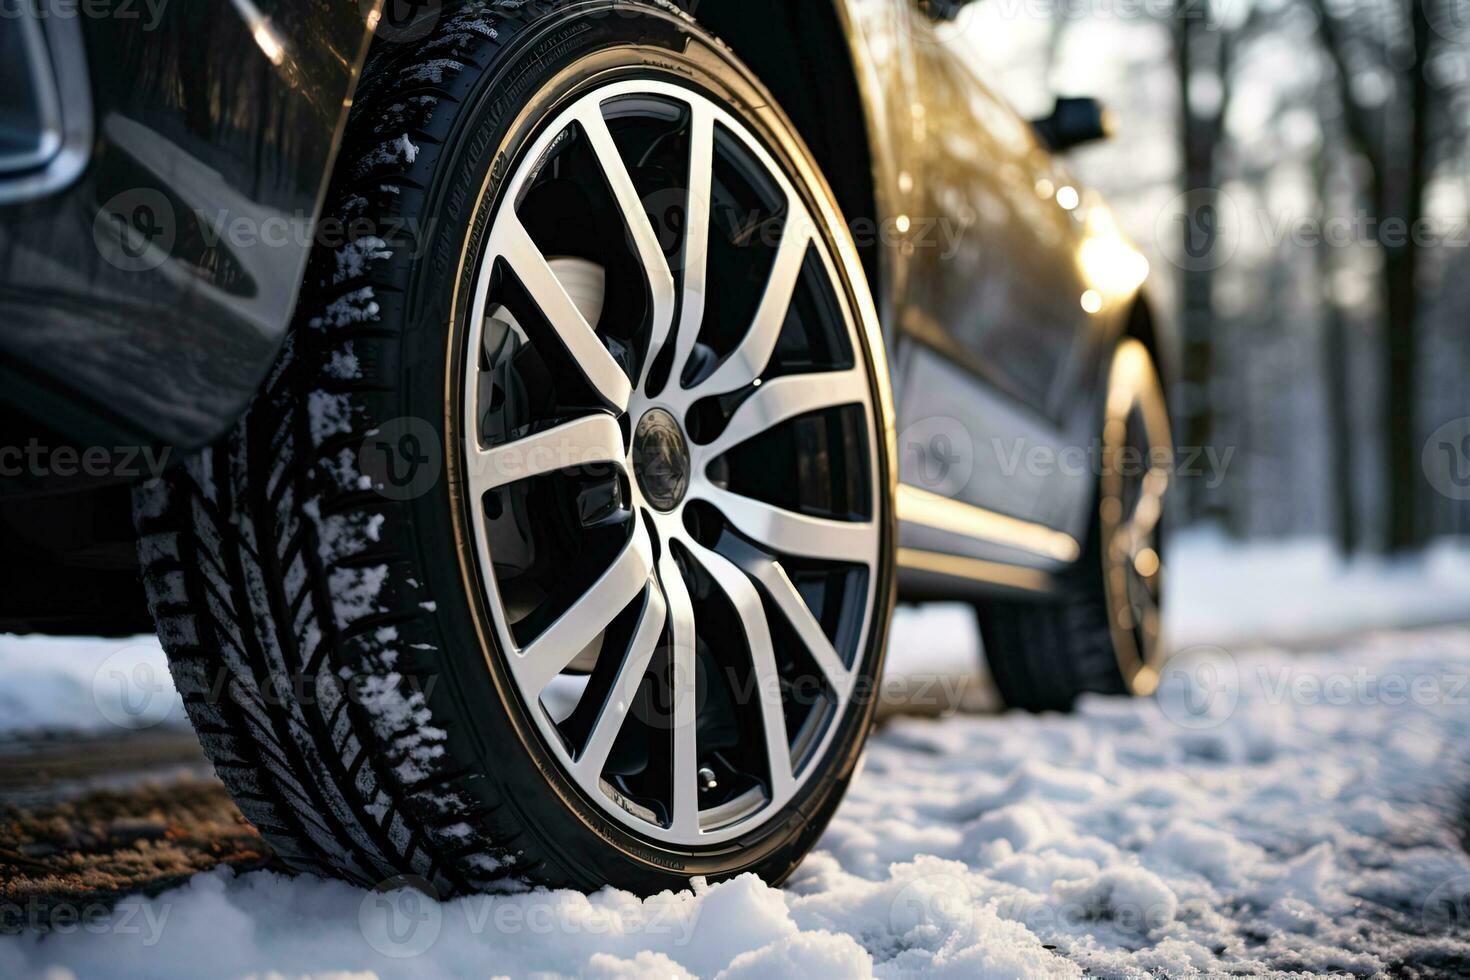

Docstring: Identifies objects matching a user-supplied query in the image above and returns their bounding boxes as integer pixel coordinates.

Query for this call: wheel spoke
[722,536,853,699]
[492,214,633,412]
[516,521,654,696]
[668,100,715,391]
[1130,469,1168,538]
[660,547,701,836]
[576,104,678,390]
[577,585,667,780]
[701,368,868,461]
[465,81,883,846]
[685,541,796,806]
[468,414,625,497]
[700,485,877,566]
[695,200,814,396]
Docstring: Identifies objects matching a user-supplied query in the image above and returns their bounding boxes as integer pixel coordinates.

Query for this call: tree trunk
[1324,306,1359,553]
[1310,0,1435,553]
[1174,4,1227,524]
[1315,110,1359,555]
[1382,0,1432,552]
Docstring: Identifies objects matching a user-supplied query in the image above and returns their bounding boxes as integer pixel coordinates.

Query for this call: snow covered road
[4,622,1470,978]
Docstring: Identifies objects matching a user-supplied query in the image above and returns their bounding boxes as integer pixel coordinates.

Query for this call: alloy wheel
[457,79,884,847]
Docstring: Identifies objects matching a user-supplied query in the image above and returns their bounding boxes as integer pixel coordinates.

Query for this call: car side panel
[833,0,1144,590]
[0,0,379,451]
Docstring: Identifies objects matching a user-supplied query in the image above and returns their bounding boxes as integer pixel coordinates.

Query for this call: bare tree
[1315,114,1361,555]
[1309,0,1441,552]
[1174,0,1232,523]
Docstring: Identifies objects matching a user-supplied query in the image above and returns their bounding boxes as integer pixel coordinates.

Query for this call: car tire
[975,339,1172,712]
[133,0,896,896]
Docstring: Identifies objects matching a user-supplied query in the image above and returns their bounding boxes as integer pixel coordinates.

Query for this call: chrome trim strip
[0,0,93,205]
[896,547,1054,592]
[896,483,1081,563]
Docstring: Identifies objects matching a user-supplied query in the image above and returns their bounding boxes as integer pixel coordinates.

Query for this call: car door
[893,17,1101,546]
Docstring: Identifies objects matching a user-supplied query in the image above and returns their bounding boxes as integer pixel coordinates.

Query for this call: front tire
[134,0,895,895]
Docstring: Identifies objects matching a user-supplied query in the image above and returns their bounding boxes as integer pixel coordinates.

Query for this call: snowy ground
[5,529,1467,741]
[1164,528,1470,651]
[0,636,183,739]
[4,534,1470,978]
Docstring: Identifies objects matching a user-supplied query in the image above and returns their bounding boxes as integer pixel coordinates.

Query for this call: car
[0,0,1173,896]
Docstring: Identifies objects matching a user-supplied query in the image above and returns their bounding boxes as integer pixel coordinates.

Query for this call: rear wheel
[975,339,1171,712]
[134,1,895,895]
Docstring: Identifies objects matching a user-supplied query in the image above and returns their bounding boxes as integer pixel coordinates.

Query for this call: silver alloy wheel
[459,79,883,847]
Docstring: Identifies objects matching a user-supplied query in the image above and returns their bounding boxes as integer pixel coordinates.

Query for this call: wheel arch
[692,0,881,296]
[1122,291,1176,394]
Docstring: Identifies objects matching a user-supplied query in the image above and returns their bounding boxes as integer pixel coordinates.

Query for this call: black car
[0,0,1173,894]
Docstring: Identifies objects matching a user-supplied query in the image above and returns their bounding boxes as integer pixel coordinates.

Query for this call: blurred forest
[954,0,1470,554]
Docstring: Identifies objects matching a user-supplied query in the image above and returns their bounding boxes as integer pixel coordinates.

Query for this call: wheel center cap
[632,409,691,512]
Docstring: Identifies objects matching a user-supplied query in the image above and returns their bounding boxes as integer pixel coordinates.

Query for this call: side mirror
[918,0,978,21]
[1031,97,1114,153]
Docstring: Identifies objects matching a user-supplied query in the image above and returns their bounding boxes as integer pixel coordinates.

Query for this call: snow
[307,390,354,444]
[308,286,380,331]
[324,345,362,380]
[399,60,463,85]
[0,635,185,737]
[325,564,391,628]
[883,602,983,681]
[3,535,1470,976]
[1166,525,1470,650]
[3,626,1469,976]
[332,237,392,286]
[883,528,1470,683]
[353,135,421,178]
